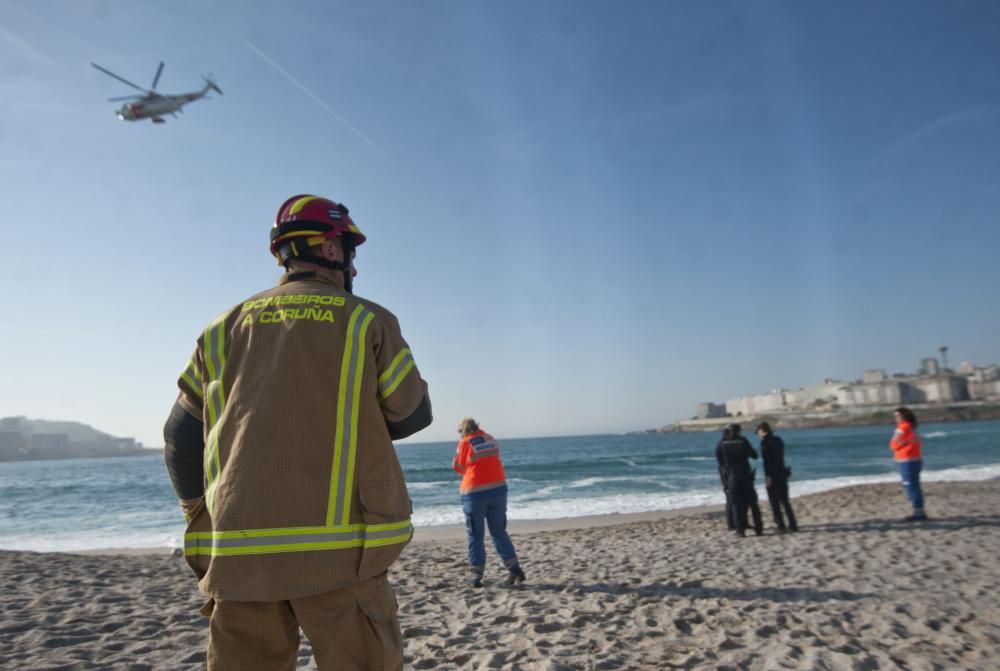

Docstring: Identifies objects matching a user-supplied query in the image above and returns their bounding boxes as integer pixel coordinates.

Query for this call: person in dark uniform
[756,422,798,533]
[715,424,763,537]
[716,427,736,530]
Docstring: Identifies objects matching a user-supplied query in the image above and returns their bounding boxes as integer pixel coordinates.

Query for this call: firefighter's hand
[179,497,204,521]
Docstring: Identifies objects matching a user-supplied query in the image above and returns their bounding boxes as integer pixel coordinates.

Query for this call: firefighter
[452,418,526,587]
[163,194,432,670]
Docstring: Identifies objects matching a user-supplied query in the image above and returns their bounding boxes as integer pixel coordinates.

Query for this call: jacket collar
[278,266,344,287]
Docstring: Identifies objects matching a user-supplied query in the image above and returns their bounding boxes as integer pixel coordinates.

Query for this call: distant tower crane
[939,346,949,373]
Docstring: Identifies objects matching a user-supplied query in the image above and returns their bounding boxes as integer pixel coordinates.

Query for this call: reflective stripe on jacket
[453,430,507,495]
[176,269,429,601]
[889,421,922,462]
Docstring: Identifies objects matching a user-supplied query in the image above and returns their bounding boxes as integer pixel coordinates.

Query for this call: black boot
[786,504,798,532]
[503,564,526,586]
[467,566,484,588]
[750,501,764,536]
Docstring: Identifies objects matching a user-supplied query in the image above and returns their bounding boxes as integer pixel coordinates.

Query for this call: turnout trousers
[202,572,403,671]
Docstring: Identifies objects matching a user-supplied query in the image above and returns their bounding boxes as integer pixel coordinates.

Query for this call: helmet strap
[278,238,353,292]
[340,236,356,294]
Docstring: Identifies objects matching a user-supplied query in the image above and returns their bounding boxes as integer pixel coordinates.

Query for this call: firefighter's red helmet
[269,194,366,263]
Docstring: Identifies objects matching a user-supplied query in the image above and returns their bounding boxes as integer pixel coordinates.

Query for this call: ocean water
[1,421,997,553]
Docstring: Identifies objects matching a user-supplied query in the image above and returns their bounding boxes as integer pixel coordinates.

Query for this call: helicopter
[91,61,222,123]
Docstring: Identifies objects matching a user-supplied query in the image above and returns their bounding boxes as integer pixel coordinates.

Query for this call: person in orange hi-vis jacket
[452,418,526,588]
[890,406,927,521]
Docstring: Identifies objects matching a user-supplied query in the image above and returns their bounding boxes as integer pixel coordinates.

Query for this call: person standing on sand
[452,418,526,588]
[756,422,798,533]
[716,426,737,530]
[890,406,927,521]
[163,194,432,670]
[715,424,764,537]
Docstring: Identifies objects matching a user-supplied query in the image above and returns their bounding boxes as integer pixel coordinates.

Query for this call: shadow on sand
[795,514,1000,534]
[516,515,999,604]
[526,580,875,604]
[703,511,1000,535]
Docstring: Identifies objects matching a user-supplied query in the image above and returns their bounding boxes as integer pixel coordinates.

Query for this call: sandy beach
[2,479,998,670]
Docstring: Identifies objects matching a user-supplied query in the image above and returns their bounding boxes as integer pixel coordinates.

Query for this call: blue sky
[1,1,998,446]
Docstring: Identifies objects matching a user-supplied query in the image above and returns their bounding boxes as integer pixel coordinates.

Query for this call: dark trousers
[728,477,763,536]
[765,478,798,531]
[723,491,735,530]
[744,499,763,536]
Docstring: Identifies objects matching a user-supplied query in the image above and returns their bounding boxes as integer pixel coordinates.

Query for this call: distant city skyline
[5,349,997,448]
[693,351,999,423]
[1,1,999,446]
[713,350,997,399]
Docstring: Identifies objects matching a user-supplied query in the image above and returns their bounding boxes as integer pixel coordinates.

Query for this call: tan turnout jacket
[176,269,429,601]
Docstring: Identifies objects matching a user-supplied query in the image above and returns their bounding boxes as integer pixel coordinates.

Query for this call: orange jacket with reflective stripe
[453,430,507,495]
[889,421,922,462]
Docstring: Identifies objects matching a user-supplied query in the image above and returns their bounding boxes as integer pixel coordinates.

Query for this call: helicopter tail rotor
[203,75,223,96]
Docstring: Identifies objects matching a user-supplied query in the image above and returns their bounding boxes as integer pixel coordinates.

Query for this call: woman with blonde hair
[452,418,526,587]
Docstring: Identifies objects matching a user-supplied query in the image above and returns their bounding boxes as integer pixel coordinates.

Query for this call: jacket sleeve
[890,423,915,453]
[176,343,206,421]
[165,342,207,516]
[452,440,468,474]
[761,437,778,478]
[372,311,432,440]
[163,398,205,502]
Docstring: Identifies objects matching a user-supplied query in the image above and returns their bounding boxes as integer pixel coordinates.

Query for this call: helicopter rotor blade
[107,95,145,102]
[91,62,147,92]
[151,61,164,90]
